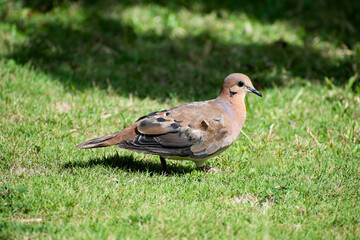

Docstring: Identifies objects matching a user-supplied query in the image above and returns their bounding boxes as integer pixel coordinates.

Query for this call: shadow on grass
[63,154,194,175]
[20,0,360,48]
[138,0,360,48]
[2,0,359,101]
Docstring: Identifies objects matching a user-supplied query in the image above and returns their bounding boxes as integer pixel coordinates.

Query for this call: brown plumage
[76,73,262,172]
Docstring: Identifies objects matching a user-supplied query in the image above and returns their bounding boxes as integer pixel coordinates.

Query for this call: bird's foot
[198,166,225,173]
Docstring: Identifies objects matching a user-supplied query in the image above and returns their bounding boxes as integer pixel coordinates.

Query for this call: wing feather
[116,101,231,159]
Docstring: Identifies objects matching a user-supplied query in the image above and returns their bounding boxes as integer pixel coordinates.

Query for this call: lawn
[1,0,360,239]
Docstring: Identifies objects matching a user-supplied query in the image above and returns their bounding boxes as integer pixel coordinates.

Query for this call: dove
[76,73,262,172]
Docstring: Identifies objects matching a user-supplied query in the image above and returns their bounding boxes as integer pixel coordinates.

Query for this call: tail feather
[76,132,119,149]
[76,125,138,149]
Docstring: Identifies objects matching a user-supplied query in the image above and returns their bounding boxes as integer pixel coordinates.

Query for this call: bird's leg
[160,156,168,173]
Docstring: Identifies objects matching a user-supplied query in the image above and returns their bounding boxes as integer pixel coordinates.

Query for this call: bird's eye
[238,81,244,87]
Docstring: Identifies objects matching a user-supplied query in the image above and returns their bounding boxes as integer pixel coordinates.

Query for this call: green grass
[1,0,360,239]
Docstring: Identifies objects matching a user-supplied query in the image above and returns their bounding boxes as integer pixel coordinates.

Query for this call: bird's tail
[76,126,137,149]
[76,132,119,149]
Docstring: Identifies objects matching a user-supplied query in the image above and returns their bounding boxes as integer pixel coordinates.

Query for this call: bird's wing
[118,101,232,158]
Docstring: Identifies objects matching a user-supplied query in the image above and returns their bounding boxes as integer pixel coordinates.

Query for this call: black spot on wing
[157,117,166,122]
[170,123,180,129]
[174,119,183,123]
[165,112,170,116]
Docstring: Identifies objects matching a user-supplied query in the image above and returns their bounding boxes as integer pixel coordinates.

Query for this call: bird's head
[219,73,262,99]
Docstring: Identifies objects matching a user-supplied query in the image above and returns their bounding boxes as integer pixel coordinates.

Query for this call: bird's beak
[250,88,262,97]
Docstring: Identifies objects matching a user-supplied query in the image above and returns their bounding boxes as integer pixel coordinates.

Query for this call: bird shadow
[62,154,195,176]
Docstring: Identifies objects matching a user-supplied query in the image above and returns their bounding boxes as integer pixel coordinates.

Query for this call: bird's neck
[216,93,247,133]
